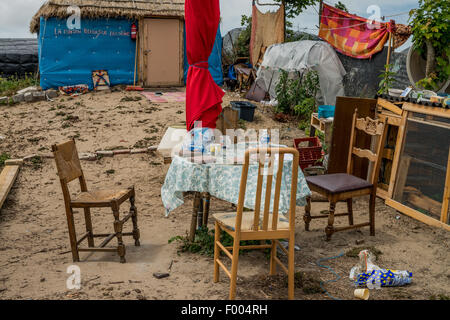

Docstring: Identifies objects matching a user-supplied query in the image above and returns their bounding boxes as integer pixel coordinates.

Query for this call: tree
[273,0,320,19]
[334,1,349,13]
[409,0,450,90]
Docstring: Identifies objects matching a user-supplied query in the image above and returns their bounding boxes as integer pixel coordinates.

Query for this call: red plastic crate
[293,137,324,170]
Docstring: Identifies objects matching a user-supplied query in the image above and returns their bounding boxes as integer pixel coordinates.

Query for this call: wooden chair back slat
[252,161,264,231]
[271,153,285,231]
[52,140,83,183]
[261,155,274,231]
[235,147,299,233]
[347,110,387,184]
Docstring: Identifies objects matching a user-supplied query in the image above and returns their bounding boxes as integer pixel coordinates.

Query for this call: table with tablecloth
[161,148,312,219]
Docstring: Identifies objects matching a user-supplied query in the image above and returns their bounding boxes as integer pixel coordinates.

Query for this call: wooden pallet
[0,159,23,210]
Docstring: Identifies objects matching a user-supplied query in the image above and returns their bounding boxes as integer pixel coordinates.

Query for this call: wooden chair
[303,110,387,240]
[213,147,299,300]
[52,139,140,263]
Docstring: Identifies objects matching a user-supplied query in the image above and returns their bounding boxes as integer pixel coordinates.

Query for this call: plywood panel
[328,97,376,179]
[0,161,22,210]
[143,18,182,87]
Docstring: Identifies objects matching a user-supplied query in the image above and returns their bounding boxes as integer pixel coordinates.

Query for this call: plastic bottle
[259,129,270,145]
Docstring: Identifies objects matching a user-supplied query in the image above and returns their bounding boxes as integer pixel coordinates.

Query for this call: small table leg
[197,198,204,229]
[189,192,201,242]
[202,193,211,227]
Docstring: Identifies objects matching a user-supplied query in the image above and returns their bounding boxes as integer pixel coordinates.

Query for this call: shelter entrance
[141,18,183,87]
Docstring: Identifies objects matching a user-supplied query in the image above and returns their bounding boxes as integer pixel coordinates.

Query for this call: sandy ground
[0,89,449,300]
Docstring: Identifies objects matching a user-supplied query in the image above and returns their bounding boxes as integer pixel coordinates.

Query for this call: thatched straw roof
[30,0,185,33]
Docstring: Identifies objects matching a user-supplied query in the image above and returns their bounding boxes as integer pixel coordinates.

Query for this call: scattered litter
[59,84,89,97]
[141,91,186,103]
[354,288,370,300]
[349,249,412,289]
[153,272,170,279]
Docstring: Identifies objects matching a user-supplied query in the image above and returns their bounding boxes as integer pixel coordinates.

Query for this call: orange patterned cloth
[319,4,394,59]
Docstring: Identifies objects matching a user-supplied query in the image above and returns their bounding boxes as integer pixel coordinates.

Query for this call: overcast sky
[0,0,418,50]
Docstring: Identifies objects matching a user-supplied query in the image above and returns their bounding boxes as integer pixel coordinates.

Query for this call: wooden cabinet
[376,98,450,230]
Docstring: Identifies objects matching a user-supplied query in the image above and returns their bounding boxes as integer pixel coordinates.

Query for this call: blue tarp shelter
[38,17,223,90]
[183,25,223,86]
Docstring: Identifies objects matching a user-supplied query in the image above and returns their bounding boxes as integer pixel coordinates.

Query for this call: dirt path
[0,90,448,300]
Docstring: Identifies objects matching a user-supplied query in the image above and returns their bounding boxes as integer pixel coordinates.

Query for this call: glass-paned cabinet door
[393,112,450,222]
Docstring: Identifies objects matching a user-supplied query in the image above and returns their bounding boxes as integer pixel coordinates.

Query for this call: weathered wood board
[0,160,23,210]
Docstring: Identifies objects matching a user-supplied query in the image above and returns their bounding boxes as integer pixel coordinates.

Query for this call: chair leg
[83,208,95,247]
[214,222,221,283]
[130,194,140,246]
[66,207,79,262]
[112,202,126,263]
[347,198,354,226]
[369,191,376,236]
[229,236,241,300]
[325,202,336,241]
[288,233,295,300]
[303,196,312,231]
[269,240,277,275]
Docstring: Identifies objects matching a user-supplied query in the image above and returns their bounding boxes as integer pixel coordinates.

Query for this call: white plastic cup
[354,288,370,300]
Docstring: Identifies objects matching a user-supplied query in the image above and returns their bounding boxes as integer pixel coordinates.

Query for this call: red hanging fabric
[185,0,225,130]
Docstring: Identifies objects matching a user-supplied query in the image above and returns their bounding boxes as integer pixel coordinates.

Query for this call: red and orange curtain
[319,4,394,59]
[185,0,225,130]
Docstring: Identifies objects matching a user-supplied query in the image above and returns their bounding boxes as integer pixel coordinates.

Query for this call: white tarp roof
[255,40,346,105]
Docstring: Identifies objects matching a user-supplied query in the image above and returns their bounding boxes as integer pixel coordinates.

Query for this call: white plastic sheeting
[255,40,346,105]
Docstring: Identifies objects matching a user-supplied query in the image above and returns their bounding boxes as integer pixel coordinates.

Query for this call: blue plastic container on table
[318,105,335,119]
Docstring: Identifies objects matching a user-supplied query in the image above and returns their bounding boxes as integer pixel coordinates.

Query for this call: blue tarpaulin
[38,17,135,90]
[183,25,223,86]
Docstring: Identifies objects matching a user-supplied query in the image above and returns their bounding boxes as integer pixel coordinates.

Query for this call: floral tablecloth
[161,152,311,216]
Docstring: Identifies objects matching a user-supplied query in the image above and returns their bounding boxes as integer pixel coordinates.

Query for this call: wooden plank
[441,148,450,224]
[385,198,450,231]
[388,111,409,198]
[0,161,22,210]
[377,187,389,200]
[329,97,376,179]
[404,187,442,219]
[378,112,402,126]
[377,98,403,115]
[402,103,450,119]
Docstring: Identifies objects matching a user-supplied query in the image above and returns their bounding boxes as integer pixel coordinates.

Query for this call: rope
[315,252,345,301]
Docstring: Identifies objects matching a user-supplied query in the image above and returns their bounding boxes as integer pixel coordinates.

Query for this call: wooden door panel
[143,19,181,86]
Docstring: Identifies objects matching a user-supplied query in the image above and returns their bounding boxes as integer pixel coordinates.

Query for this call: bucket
[318,105,335,119]
[231,101,257,122]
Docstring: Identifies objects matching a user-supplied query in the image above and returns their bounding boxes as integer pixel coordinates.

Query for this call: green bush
[275,68,320,128]
[0,74,39,97]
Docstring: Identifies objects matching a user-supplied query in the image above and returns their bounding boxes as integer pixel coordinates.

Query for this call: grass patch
[238,119,247,130]
[30,156,43,170]
[0,152,11,167]
[288,272,324,294]
[346,246,383,260]
[0,74,39,97]
[121,96,142,102]
[168,226,269,258]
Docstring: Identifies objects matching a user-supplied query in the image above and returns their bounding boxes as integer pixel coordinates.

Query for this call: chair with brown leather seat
[303,110,387,240]
[52,139,140,263]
